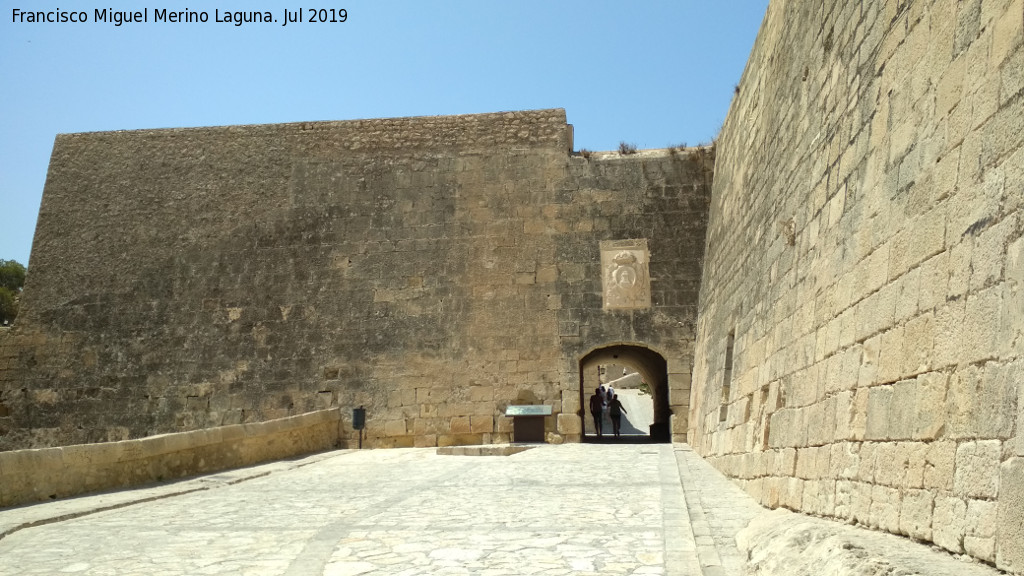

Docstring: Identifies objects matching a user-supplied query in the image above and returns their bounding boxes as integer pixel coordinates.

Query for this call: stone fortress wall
[3,0,1022,569]
[0,109,712,454]
[689,0,1024,572]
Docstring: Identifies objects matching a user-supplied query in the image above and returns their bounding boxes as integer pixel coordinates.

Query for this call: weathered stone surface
[0,109,713,453]
[738,508,1004,576]
[689,0,1024,570]
[1,0,1021,570]
[954,440,1001,499]
[0,408,340,508]
[998,457,1024,571]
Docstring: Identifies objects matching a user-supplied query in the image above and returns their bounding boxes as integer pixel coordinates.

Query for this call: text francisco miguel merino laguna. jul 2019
[11,8,347,27]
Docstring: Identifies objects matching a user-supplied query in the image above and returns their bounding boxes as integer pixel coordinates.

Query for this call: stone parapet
[0,408,340,508]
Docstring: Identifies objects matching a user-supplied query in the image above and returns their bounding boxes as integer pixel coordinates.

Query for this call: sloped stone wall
[691,0,1023,572]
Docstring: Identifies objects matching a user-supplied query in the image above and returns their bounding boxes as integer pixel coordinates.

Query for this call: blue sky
[0,2,768,267]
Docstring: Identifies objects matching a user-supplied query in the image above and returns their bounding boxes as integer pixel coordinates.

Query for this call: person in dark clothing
[608,393,627,437]
[589,387,604,436]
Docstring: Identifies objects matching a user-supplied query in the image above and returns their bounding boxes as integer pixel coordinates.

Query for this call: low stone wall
[0,408,340,508]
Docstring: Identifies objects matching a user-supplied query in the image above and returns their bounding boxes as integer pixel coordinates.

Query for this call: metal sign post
[352,406,365,449]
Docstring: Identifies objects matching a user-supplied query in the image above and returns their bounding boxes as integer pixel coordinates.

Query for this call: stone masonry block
[833,390,853,441]
[829,442,859,480]
[1018,360,1024,457]
[808,396,837,447]
[779,448,797,477]
[889,379,916,440]
[414,434,437,448]
[856,284,898,342]
[1002,42,1024,107]
[495,416,512,434]
[869,484,901,533]
[997,457,1024,572]
[561,390,580,412]
[851,388,869,441]
[556,413,580,435]
[814,445,832,480]
[948,240,974,299]
[877,327,905,384]
[924,441,957,491]
[795,447,815,480]
[954,440,1001,499]
[768,409,790,449]
[437,434,480,448]
[469,386,494,402]
[970,214,1016,292]
[901,312,934,376]
[449,416,472,435]
[865,385,893,440]
[839,346,861,393]
[874,442,902,487]
[962,285,1003,366]
[899,489,934,541]
[834,480,854,521]
[965,498,998,563]
[902,442,928,489]
[894,267,921,323]
[933,299,966,368]
[1004,235,1024,358]
[413,417,444,436]
[801,479,821,514]
[891,205,947,278]
[851,481,873,525]
[947,364,983,439]
[470,415,493,434]
[949,361,1018,440]
[384,419,407,437]
[978,361,1018,440]
[915,371,948,440]
[918,250,950,312]
[934,494,968,554]
[857,442,877,483]
[859,335,880,387]
[782,477,803,510]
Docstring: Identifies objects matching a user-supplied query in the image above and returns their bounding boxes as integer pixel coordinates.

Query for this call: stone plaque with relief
[600,239,651,310]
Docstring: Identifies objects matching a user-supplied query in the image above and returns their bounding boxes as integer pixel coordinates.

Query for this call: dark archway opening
[578,344,671,443]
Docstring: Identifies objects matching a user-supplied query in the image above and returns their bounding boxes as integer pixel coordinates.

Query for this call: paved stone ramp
[0,445,1009,575]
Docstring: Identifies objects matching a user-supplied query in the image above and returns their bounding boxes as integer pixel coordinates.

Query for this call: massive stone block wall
[690,0,1023,572]
[0,109,711,452]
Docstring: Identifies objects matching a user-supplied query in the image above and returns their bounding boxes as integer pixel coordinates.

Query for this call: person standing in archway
[609,394,627,437]
[604,384,615,430]
[589,388,605,437]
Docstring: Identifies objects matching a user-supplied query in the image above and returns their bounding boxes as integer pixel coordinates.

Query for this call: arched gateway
[578,344,671,442]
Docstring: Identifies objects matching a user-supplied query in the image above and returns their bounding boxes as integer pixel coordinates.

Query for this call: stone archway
[578,344,671,442]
